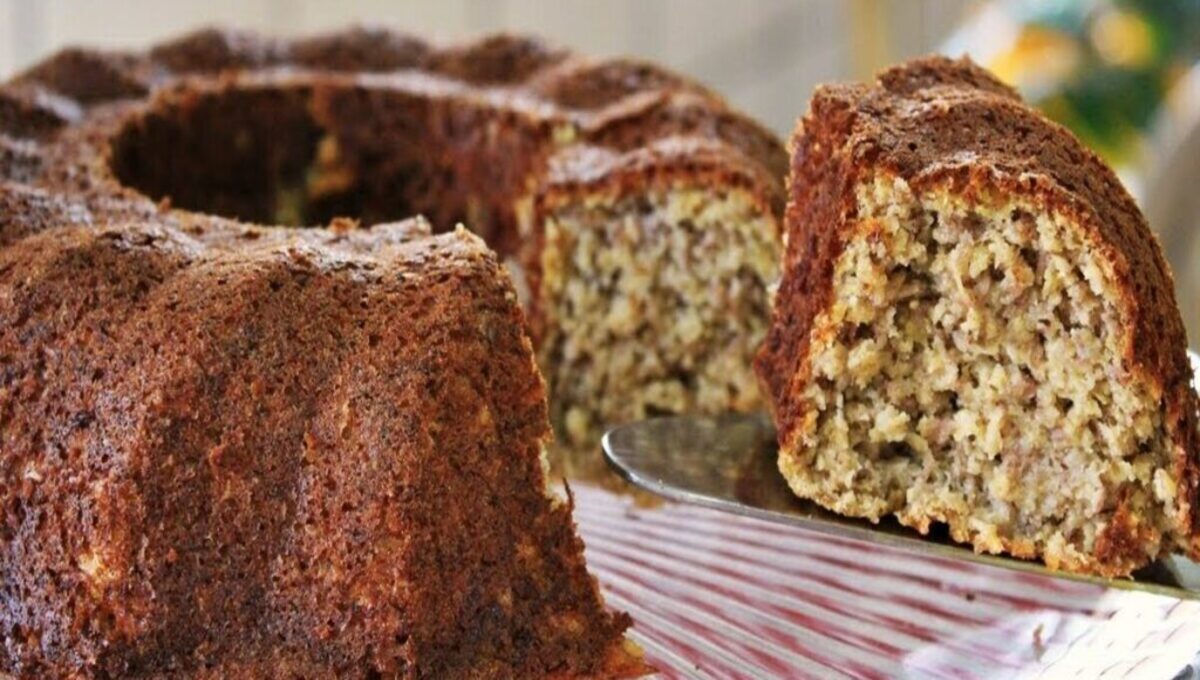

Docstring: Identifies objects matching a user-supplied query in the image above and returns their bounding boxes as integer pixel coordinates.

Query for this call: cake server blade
[602,353,1200,599]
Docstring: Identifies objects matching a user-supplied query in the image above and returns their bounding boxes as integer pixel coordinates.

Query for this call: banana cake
[756,56,1200,577]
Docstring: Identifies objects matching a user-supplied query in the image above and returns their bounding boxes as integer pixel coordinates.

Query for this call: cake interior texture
[791,174,1176,574]
[536,183,778,471]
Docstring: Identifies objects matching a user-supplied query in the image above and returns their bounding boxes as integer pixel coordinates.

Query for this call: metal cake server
[602,352,1200,600]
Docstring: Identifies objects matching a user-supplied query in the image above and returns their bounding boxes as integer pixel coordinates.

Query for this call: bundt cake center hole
[107,85,495,229]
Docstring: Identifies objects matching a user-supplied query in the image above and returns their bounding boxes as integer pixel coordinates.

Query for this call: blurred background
[0,0,1197,340]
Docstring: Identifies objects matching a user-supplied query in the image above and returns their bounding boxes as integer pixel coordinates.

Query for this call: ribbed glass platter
[572,483,1200,678]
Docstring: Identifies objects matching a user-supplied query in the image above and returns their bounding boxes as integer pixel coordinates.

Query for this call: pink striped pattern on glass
[573,484,1200,679]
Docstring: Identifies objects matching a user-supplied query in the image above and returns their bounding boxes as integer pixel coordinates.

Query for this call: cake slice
[756,57,1200,577]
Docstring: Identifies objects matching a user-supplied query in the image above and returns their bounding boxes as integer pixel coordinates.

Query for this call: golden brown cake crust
[0,219,640,678]
[0,26,722,679]
[755,56,1199,564]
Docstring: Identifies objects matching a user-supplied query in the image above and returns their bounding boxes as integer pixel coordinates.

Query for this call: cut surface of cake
[526,139,781,475]
[756,56,1199,577]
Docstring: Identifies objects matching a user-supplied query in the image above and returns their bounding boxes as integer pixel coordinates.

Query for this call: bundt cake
[756,56,1200,577]
[0,26,784,482]
[0,25,785,677]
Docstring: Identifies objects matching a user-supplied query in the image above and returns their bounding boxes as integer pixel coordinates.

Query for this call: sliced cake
[756,57,1200,577]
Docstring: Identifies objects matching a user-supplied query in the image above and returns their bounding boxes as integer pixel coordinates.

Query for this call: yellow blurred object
[848,0,891,80]
[1090,8,1155,68]
[989,26,1081,91]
